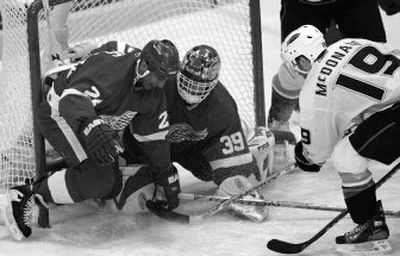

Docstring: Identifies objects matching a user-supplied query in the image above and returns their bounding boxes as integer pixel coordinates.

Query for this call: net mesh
[0,0,258,190]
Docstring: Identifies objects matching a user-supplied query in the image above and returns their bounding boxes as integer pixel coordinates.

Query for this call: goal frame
[25,0,265,228]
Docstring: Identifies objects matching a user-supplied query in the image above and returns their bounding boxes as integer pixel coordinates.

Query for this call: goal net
[0,0,264,194]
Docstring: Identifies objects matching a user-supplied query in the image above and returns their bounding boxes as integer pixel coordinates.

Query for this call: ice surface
[1,1,400,255]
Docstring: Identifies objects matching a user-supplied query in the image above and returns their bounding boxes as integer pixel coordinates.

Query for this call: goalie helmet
[178,45,221,104]
[281,25,327,76]
[140,39,180,78]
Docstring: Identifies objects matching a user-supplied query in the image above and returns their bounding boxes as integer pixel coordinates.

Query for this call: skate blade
[336,239,392,255]
[0,192,24,241]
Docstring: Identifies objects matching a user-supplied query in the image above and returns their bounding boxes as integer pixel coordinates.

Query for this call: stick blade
[266,239,305,254]
[146,201,190,224]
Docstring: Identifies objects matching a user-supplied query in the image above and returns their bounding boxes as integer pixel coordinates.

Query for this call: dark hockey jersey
[48,41,171,170]
[164,77,256,174]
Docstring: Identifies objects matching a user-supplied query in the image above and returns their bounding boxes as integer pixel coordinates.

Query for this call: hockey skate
[0,184,36,240]
[336,200,392,254]
[217,175,269,222]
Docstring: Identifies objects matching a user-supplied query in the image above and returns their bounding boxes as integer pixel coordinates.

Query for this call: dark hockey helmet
[178,45,221,104]
[140,39,180,78]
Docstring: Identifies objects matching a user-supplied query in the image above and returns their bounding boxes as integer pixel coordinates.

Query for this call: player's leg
[329,105,400,253]
[334,0,387,43]
[103,131,161,214]
[2,99,122,239]
[35,99,123,203]
[99,163,155,214]
[170,148,214,182]
[172,143,270,222]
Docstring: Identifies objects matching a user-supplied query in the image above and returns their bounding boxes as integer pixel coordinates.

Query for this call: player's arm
[58,83,121,166]
[128,90,180,209]
[295,108,343,172]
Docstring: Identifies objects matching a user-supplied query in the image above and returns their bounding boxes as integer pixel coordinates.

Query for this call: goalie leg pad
[246,126,275,181]
[217,175,269,222]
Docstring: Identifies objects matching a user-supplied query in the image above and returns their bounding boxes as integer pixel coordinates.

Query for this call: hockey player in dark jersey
[2,39,180,240]
[126,45,274,222]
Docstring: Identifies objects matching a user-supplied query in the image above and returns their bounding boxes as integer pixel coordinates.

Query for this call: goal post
[27,0,50,228]
[0,0,265,228]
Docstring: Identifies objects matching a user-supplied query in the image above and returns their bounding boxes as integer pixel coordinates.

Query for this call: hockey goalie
[115,44,283,222]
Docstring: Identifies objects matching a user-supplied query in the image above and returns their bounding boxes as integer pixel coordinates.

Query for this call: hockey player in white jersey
[281,25,400,253]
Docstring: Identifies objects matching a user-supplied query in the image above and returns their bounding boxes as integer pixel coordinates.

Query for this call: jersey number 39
[220,132,245,155]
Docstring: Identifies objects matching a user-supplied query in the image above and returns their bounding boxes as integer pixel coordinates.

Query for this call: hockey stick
[266,160,400,254]
[147,163,298,223]
[178,193,400,217]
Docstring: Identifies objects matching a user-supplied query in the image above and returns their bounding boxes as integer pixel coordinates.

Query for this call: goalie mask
[281,25,327,76]
[178,45,221,105]
[136,39,179,88]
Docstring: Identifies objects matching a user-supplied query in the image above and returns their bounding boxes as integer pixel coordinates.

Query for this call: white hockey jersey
[299,38,400,164]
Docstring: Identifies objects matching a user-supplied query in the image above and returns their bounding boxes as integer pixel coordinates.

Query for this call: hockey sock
[344,183,377,224]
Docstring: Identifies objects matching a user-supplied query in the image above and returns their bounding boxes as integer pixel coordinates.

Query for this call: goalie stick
[178,193,400,217]
[266,160,400,254]
[147,163,298,223]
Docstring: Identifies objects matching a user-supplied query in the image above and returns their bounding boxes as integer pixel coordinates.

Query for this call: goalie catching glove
[81,116,123,166]
[154,165,181,210]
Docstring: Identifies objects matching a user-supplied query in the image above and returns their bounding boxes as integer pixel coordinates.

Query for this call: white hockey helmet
[281,25,327,76]
[178,45,221,105]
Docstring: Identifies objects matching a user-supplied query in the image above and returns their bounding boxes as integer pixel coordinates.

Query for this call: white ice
[1,1,400,255]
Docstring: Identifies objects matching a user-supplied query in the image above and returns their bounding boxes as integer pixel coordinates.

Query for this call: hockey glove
[294,142,321,173]
[155,165,181,210]
[81,116,123,166]
[378,0,400,15]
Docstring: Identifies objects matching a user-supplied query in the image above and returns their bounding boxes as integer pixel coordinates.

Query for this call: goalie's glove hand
[294,142,321,172]
[378,0,400,15]
[81,116,123,166]
[155,165,181,210]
